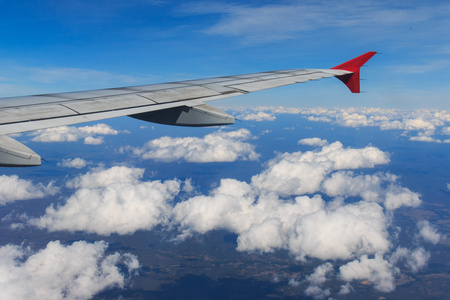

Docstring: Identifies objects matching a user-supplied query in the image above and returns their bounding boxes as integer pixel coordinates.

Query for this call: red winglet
[331,51,377,93]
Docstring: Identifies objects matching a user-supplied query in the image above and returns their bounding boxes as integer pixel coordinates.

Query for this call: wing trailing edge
[331,51,377,93]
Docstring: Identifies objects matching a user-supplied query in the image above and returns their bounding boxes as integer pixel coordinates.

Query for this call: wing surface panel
[0,103,78,124]
[138,85,220,103]
[60,94,157,114]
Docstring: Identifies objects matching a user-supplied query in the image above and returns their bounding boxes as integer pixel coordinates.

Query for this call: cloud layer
[20,139,439,297]
[231,106,450,143]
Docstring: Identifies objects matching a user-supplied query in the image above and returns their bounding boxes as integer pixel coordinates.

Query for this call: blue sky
[1,0,449,108]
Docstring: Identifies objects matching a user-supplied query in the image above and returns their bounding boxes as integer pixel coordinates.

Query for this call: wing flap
[61,94,156,114]
[227,71,335,92]
[0,95,69,108]
[0,103,77,124]
[138,85,220,103]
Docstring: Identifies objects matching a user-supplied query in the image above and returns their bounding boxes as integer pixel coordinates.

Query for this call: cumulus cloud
[389,247,430,273]
[238,111,276,121]
[0,175,57,205]
[0,240,139,300]
[30,167,181,235]
[322,171,421,210]
[338,283,354,295]
[417,221,442,244]
[29,123,121,144]
[298,137,328,147]
[66,166,144,189]
[304,263,333,299]
[251,142,389,196]
[339,254,395,292]
[173,180,390,261]
[57,158,91,169]
[126,129,259,162]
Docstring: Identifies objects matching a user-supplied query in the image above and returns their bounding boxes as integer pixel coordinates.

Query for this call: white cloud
[0,175,57,205]
[251,142,389,196]
[339,254,395,292]
[0,240,139,300]
[384,186,421,210]
[304,285,330,299]
[339,112,369,127]
[298,137,328,147]
[127,129,259,162]
[57,158,91,169]
[407,248,430,273]
[238,111,276,121]
[78,123,120,135]
[409,135,441,143]
[404,118,435,132]
[443,127,450,135]
[304,262,333,299]
[417,221,442,244]
[288,277,300,287]
[66,166,144,189]
[245,106,450,143]
[389,247,430,273]
[30,167,181,235]
[29,123,121,144]
[338,283,354,295]
[322,171,421,210]
[173,180,390,261]
[84,136,104,145]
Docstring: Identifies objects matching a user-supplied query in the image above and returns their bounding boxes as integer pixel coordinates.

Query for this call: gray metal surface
[0,135,41,166]
[0,68,350,135]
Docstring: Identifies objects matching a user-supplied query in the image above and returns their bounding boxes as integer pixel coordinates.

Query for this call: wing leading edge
[0,52,376,167]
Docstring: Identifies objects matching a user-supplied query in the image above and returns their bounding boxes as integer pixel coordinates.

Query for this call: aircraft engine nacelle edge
[129,104,235,127]
[0,135,41,167]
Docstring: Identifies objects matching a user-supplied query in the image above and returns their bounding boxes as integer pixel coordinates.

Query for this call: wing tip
[331,51,377,93]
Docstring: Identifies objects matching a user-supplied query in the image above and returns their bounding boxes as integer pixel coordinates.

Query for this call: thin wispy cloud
[180,1,450,44]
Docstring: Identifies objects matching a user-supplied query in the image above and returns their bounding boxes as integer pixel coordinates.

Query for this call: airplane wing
[0,51,376,167]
